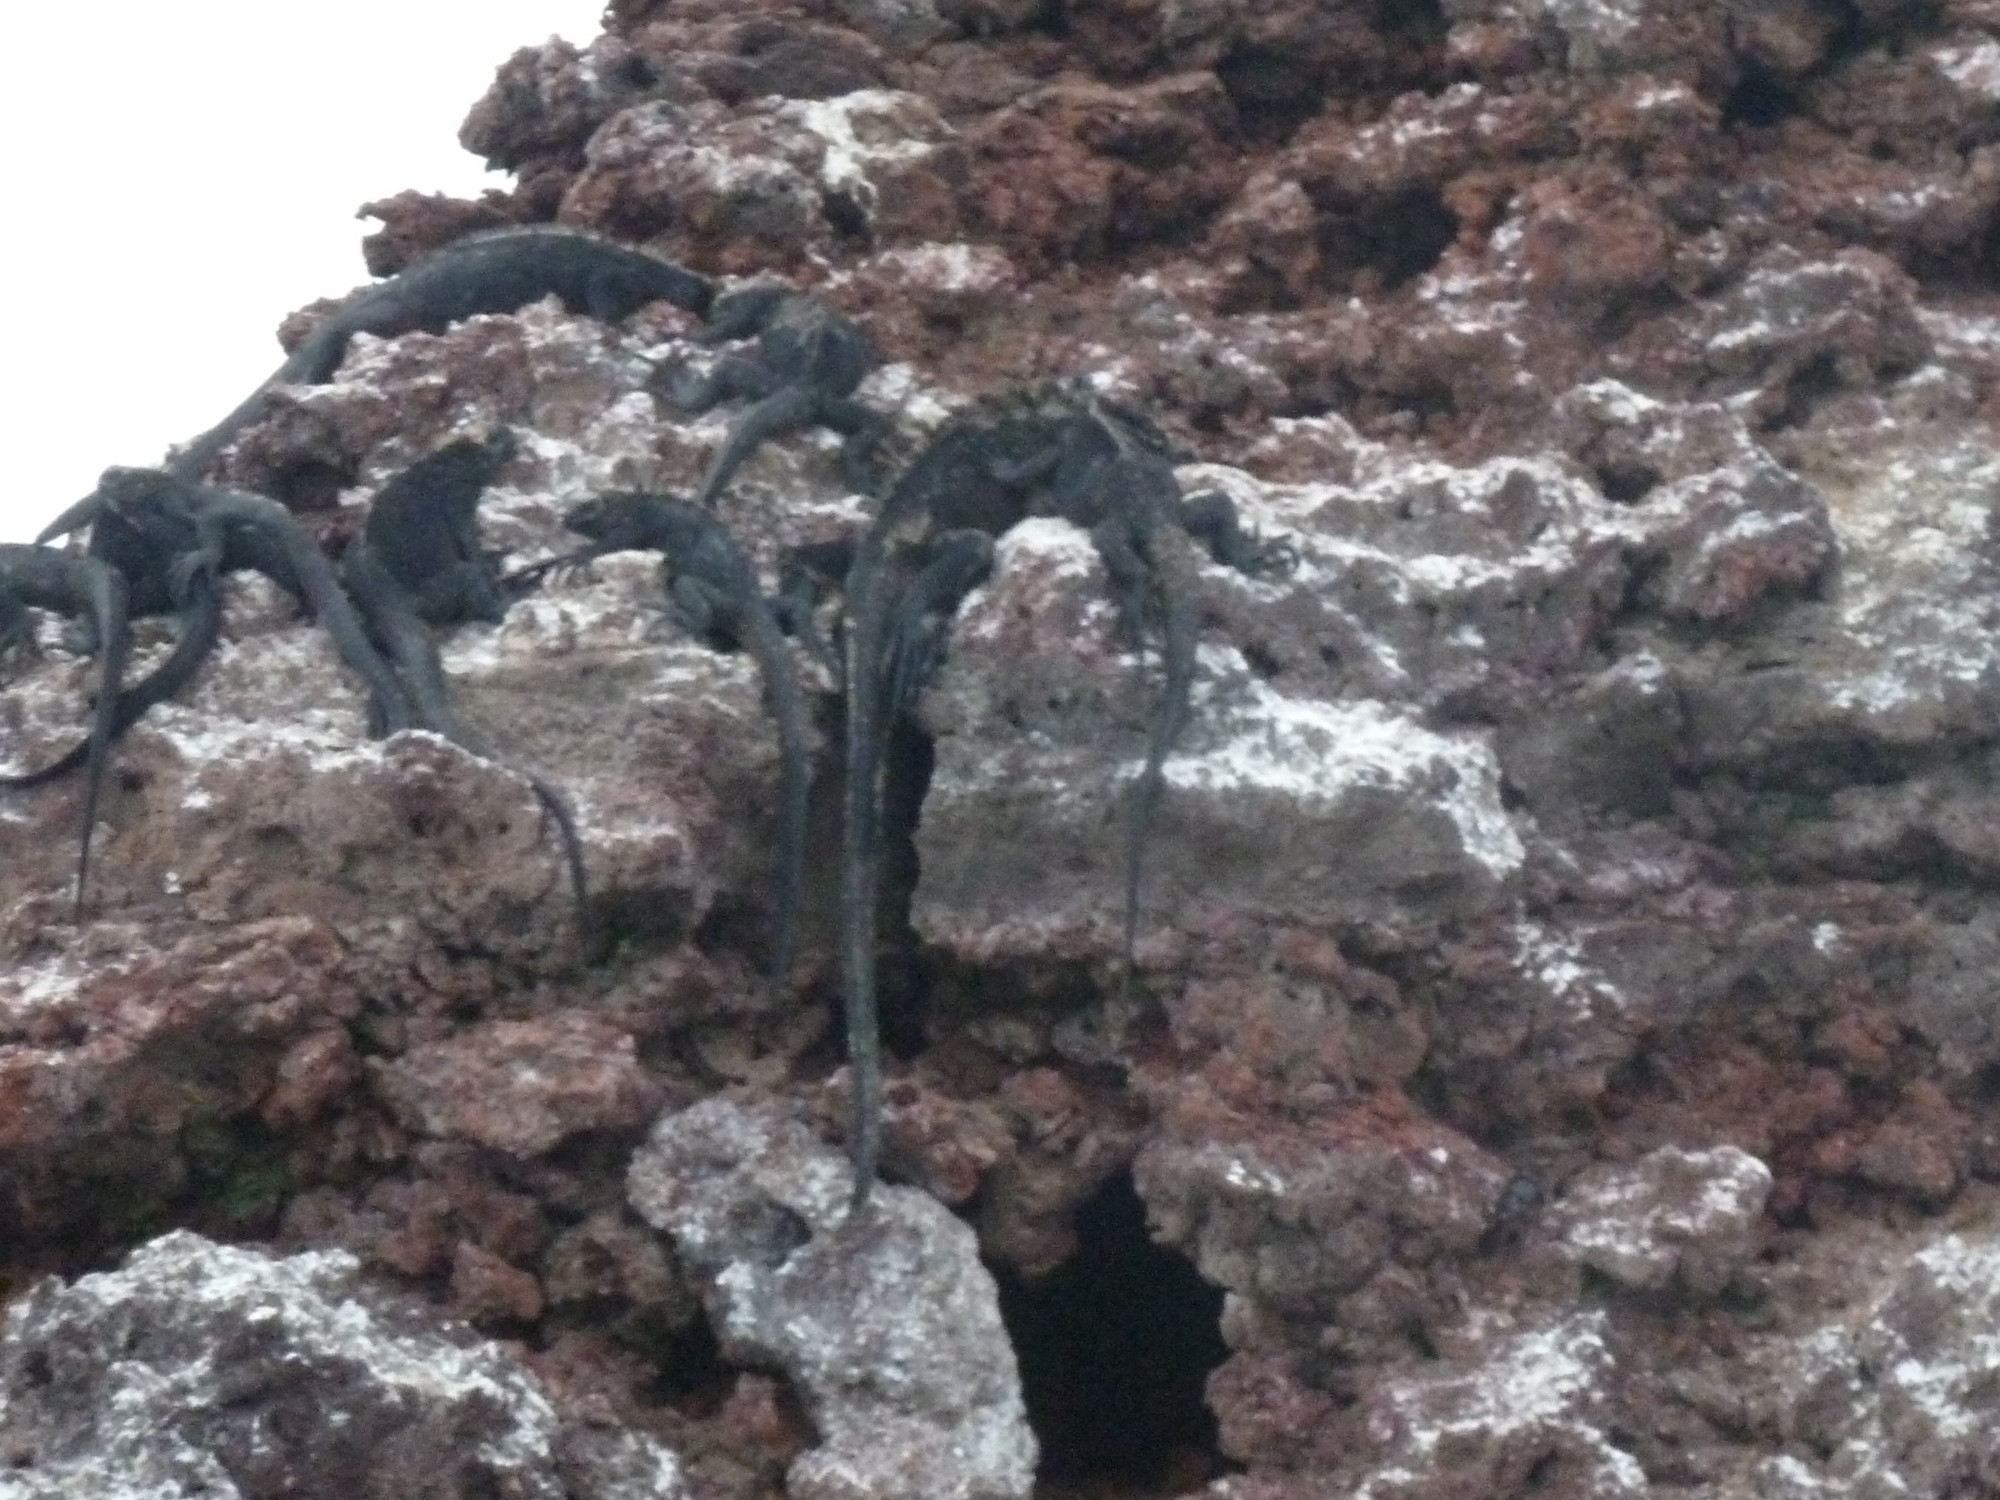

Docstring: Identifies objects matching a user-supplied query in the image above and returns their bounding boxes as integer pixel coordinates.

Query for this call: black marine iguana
[839,387,1077,1208]
[92,468,418,734]
[836,384,1294,1206]
[1010,384,1297,994]
[0,544,130,914]
[0,491,225,787]
[341,437,591,937]
[6,467,415,799]
[0,578,222,792]
[516,491,812,985]
[662,284,887,507]
[36,228,715,540]
[362,429,518,625]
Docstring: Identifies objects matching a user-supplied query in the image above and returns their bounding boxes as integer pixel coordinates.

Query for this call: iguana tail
[0,577,222,791]
[73,565,130,917]
[519,769,594,953]
[344,541,592,944]
[741,599,811,990]
[260,513,414,736]
[1123,534,1199,996]
[839,527,895,1215]
[164,327,346,484]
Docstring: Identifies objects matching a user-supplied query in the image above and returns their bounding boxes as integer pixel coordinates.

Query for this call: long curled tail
[742,602,810,988]
[0,580,222,791]
[72,567,131,917]
[839,531,893,1215]
[1122,537,1199,997]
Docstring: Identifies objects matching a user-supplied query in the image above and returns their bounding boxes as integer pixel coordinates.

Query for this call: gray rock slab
[0,1230,682,1500]
[628,1096,1036,1500]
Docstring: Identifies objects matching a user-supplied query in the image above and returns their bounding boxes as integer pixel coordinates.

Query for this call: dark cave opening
[641,1311,732,1409]
[992,1172,1230,1491]
[1320,187,1459,293]
[1721,63,1802,129]
[1215,43,1327,140]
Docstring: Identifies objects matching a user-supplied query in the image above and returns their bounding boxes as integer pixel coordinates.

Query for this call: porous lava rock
[628,1097,1037,1500]
[14,0,2000,1494]
[0,1230,682,1500]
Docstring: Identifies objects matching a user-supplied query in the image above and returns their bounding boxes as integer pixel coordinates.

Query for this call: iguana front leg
[689,385,822,507]
[881,530,997,721]
[1180,489,1298,577]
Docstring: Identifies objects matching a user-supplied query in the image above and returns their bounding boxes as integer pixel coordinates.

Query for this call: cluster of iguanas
[0,225,1293,1209]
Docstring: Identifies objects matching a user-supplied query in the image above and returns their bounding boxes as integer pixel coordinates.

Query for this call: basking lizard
[662,285,886,507]
[362,429,518,625]
[839,388,1070,1208]
[0,543,131,914]
[526,490,812,985]
[37,228,714,539]
[83,468,418,734]
[342,437,591,938]
[1015,384,1296,995]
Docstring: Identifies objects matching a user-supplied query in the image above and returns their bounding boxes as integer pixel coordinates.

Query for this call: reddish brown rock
[370,1013,663,1159]
[451,1239,546,1328]
[356,191,515,277]
[0,918,362,1248]
[24,0,2000,1493]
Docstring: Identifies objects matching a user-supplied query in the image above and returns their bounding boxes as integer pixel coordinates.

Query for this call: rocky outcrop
[13,0,2000,1496]
[0,1231,682,1500]
[629,1098,1036,1500]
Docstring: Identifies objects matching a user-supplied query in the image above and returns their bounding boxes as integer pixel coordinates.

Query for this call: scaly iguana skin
[836,385,1295,1206]
[77,468,418,736]
[526,490,812,986]
[0,543,131,915]
[1014,383,1297,996]
[663,285,887,507]
[363,429,518,625]
[839,388,1073,1209]
[36,228,714,541]
[341,441,592,941]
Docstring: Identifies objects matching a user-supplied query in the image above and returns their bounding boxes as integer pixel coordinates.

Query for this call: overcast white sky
[2,2,610,542]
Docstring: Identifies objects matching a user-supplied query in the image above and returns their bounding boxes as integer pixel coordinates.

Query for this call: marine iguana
[524,490,812,985]
[2,465,261,793]
[662,284,887,507]
[36,228,715,540]
[0,575,222,792]
[341,448,592,939]
[362,429,518,625]
[839,387,1077,1208]
[5,466,419,800]
[0,544,130,914]
[1011,384,1296,994]
[80,468,419,735]
[836,385,1294,1205]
